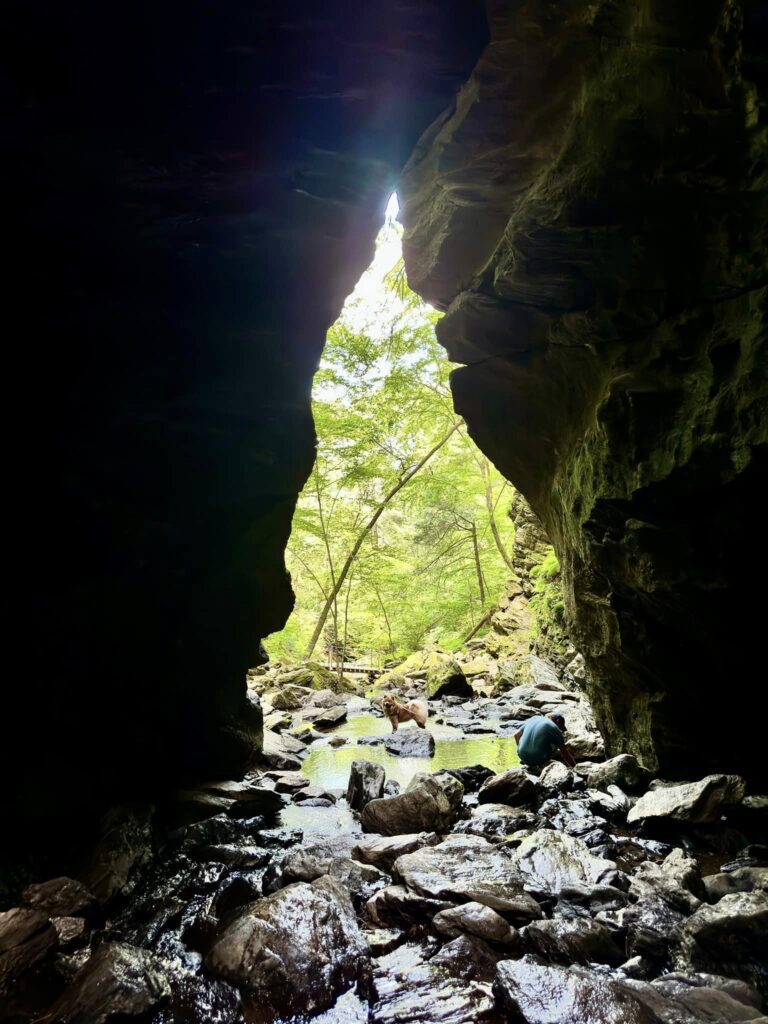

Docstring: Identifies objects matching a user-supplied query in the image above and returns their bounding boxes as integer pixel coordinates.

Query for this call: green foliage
[267,210,515,664]
[529,546,565,627]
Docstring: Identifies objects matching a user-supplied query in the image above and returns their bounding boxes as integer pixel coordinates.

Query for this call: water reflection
[298,714,522,792]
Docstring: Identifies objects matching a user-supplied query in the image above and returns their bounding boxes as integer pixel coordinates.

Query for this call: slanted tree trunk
[478,456,514,572]
[304,421,462,659]
[463,607,494,643]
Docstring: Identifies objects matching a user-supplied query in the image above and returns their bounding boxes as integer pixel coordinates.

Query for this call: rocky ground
[2,654,766,1023]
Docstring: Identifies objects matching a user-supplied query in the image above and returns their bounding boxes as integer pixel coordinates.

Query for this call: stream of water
[280,712,522,840]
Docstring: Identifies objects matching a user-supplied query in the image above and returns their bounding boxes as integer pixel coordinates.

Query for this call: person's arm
[558,745,577,768]
[513,728,523,745]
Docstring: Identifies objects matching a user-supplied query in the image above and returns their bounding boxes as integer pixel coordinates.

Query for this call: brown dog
[381,694,428,732]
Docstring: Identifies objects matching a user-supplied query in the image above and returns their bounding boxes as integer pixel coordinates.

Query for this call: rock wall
[400,1,768,782]
[5,2,488,823]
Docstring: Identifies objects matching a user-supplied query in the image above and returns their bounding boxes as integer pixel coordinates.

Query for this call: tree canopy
[267,208,515,665]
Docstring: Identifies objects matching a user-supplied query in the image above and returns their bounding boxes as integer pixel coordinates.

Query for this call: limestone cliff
[400,0,768,781]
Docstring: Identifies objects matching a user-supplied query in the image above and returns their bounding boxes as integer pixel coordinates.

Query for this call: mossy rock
[274,661,355,694]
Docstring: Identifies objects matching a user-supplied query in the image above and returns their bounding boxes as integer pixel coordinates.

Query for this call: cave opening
[266,193,519,674]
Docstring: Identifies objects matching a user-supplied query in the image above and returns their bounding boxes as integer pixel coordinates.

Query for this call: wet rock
[618,974,768,1024]
[512,831,619,897]
[524,918,626,966]
[581,755,652,795]
[366,885,455,925]
[384,729,436,758]
[539,761,576,792]
[266,769,309,793]
[22,877,96,920]
[80,803,154,905]
[704,868,768,901]
[371,937,497,1022]
[263,710,292,732]
[433,901,521,947]
[206,875,370,1020]
[494,957,657,1023]
[539,795,606,838]
[454,804,538,842]
[627,775,746,826]
[629,849,705,911]
[52,915,89,951]
[261,731,303,770]
[265,847,389,904]
[558,704,605,761]
[429,934,500,982]
[478,768,538,807]
[362,775,455,836]
[328,735,347,747]
[432,771,465,813]
[347,759,386,811]
[292,784,336,804]
[384,780,402,797]
[46,942,170,1023]
[300,704,348,728]
[393,834,541,919]
[352,833,442,872]
[194,844,272,869]
[163,790,233,827]
[557,882,629,916]
[442,764,494,792]
[673,891,768,998]
[0,907,58,993]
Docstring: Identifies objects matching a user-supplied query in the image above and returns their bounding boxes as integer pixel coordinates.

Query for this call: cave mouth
[267,193,517,671]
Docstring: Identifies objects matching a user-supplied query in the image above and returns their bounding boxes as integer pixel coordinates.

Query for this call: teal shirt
[517,715,565,766]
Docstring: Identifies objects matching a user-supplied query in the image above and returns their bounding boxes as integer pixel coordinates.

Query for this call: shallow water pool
[299,713,522,792]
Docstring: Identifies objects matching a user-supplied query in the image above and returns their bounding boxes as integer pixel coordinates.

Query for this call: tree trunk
[464,607,494,643]
[479,457,514,572]
[471,521,485,605]
[303,421,462,659]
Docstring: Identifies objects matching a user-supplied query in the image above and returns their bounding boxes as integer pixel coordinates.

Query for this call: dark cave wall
[400,0,768,782]
[5,2,488,819]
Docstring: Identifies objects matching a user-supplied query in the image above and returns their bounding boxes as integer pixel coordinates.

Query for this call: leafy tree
[267,210,515,665]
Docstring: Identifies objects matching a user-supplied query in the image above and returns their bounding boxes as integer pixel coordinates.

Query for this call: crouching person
[514,712,576,771]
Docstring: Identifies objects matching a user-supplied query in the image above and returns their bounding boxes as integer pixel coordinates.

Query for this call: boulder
[454,804,538,842]
[627,775,746,826]
[45,942,171,1024]
[22,877,96,919]
[524,918,625,966]
[539,761,576,792]
[704,868,768,901]
[618,973,768,1024]
[270,684,312,710]
[442,764,494,792]
[263,710,292,732]
[512,831,619,897]
[275,661,353,693]
[80,803,154,905]
[0,907,58,993]
[347,759,386,811]
[206,875,370,1020]
[370,937,498,1022]
[392,834,541,919]
[559,703,605,761]
[261,730,305,769]
[362,776,455,836]
[431,771,465,812]
[384,729,436,758]
[673,892,768,998]
[300,704,348,728]
[352,833,442,872]
[429,934,501,982]
[433,901,521,947]
[478,768,538,807]
[366,885,454,925]
[581,755,652,795]
[496,655,562,692]
[494,957,661,1024]
[310,687,347,707]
